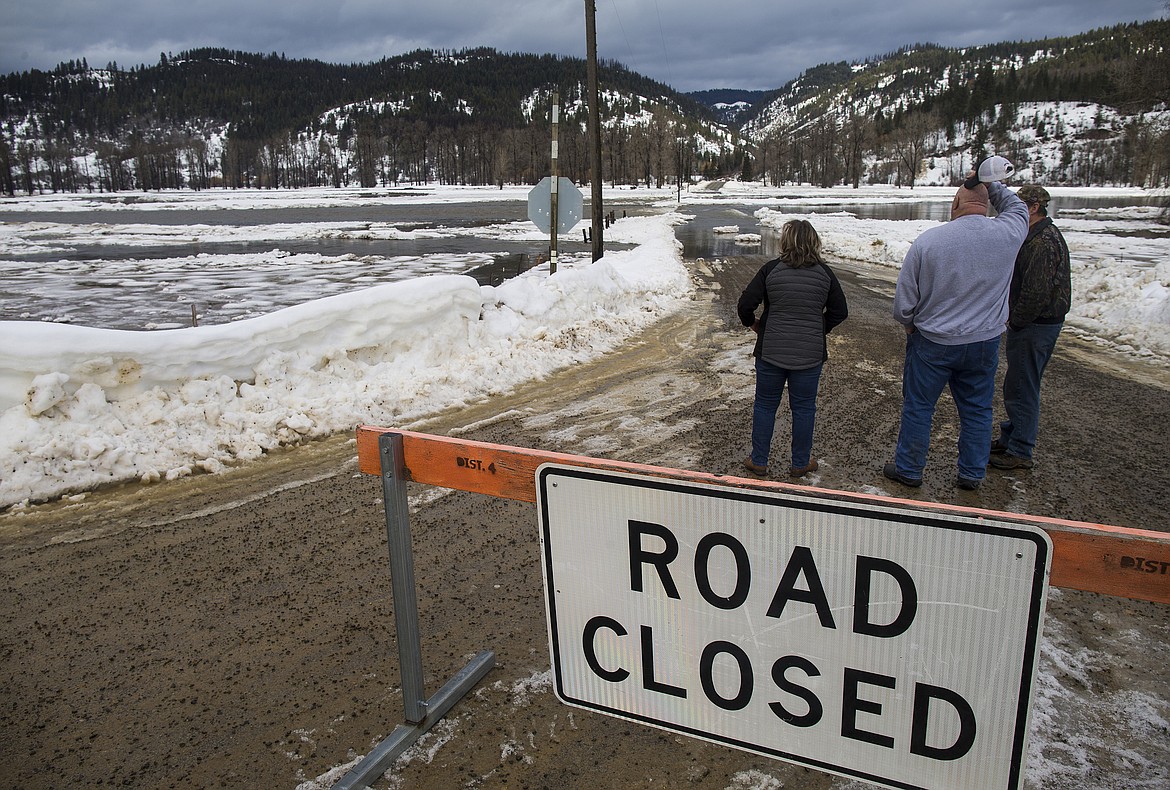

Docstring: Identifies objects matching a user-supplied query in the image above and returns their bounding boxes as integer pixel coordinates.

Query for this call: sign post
[536,465,1051,790]
[551,92,560,273]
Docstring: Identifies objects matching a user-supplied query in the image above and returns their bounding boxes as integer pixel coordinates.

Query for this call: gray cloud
[2,0,1164,92]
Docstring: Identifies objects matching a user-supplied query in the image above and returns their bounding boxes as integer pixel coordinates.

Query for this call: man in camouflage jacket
[991,185,1072,470]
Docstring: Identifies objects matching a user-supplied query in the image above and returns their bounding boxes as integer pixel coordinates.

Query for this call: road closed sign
[536,465,1051,790]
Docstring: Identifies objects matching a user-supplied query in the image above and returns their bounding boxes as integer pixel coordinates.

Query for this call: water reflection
[675,202,958,259]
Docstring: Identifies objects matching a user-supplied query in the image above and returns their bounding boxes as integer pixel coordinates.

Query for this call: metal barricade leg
[332,433,495,790]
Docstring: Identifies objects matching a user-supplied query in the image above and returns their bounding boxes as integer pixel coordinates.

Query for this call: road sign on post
[528,177,582,236]
[536,465,1051,790]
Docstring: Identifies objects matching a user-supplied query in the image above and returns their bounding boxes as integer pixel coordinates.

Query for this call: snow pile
[0,213,693,508]
[1025,592,1170,789]
[1070,258,1170,361]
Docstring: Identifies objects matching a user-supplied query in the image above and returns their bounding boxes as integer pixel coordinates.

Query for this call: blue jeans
[999,322,1063,460]
[751,358,823,468]
[894,333,1000,481]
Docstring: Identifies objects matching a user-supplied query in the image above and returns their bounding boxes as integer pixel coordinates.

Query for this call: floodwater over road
[674,193,1167,258]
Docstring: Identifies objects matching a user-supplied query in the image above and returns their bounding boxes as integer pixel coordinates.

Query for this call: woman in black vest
[737,219,848,477]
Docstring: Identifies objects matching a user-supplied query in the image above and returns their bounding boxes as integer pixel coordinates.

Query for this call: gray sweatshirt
[893,182,1029,345]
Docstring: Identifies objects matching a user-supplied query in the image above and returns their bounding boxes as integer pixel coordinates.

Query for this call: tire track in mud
[421,256,751,472]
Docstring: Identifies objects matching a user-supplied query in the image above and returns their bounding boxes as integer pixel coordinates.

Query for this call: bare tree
[841,102,871,188]
[888,113,933,188]
[807,116,840,187]
[0,131,17,196]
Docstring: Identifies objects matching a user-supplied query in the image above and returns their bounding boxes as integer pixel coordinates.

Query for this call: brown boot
[789,459,818,477]
[742,458,768,477]
[989,453,1034,470]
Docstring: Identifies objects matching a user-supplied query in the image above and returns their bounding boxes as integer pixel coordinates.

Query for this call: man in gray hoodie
[884,174,1028,490]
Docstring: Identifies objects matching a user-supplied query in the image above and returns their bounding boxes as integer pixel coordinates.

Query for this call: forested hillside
[1,18,1168,195]
[0,47,744,195]
[740,19,1170,188]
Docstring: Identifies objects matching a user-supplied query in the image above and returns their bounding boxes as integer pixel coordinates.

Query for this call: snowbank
[0,213,693,508]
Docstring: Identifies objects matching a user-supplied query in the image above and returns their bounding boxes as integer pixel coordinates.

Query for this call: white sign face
[536,465,1051,790]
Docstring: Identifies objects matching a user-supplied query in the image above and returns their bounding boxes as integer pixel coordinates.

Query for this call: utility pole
[550,92,560,274]
[584,0,604,261]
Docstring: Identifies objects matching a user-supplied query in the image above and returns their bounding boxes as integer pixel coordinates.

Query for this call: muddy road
[2,251,1168,789]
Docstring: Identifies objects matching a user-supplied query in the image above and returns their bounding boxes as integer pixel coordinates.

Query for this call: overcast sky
[2,1,1165,93]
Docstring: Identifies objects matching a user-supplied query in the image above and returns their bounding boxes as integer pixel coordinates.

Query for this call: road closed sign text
[536,465,1051,790]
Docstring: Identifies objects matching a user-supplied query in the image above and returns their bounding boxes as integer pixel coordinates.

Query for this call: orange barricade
[356,426,1170,606]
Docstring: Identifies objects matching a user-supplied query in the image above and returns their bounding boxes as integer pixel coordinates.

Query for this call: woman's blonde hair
[779,219,824,267]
